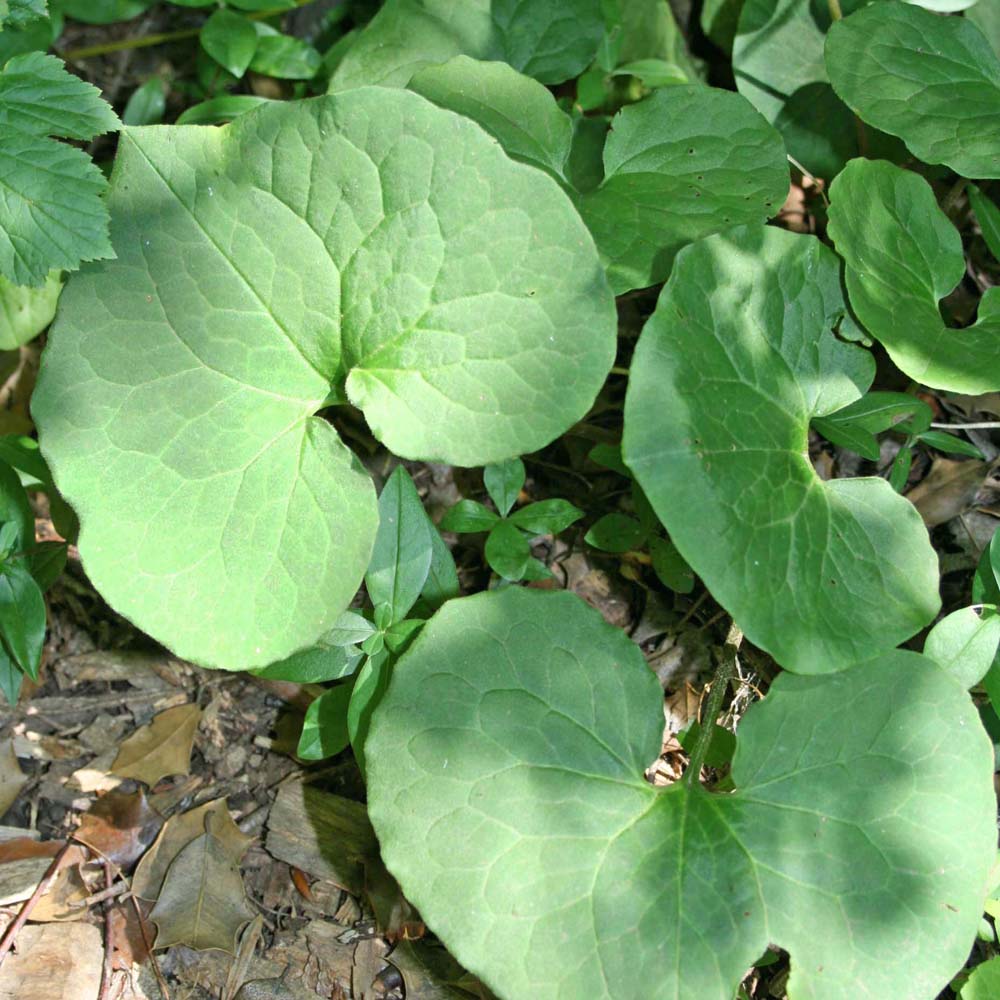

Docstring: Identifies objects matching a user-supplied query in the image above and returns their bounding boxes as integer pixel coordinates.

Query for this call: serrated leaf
[366,467,433,626]
[925,606,1000,688]
[828,159,1000,394]
[440,499,500,533]
[623,225,939,673]
[368,588,996,1000]
[133,798,252,901]
[412,59,790,293]
[0,271,62,350]
[0,561,45,678]
[329,0,605,90]
[297,684,352,761]
[111,703,201,786]
[33,91,614,670]
[150,831,253,952]
[0,52,119,286]
[826,1,1000,178]
[483,458,524,518]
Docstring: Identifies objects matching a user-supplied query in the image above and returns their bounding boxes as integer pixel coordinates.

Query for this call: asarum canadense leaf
[828,159,1000,394]
[367,588,996,1000]
[328,0,604,91]
[410,57,790,293]
[623,225,940,673]
[826,1,1000,179]
[32,90,615,670]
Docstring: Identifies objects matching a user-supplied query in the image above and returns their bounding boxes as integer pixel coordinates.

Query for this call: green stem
[828,0,843,20]
[60,4,311,61]
[683,621,742,788]
[941,176,969,221]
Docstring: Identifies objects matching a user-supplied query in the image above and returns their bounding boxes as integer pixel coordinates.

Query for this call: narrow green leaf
[889,445,914,493]
[322,611,377,647]
[347,649,390,772]
[249,27,321,80]
[385,618,424,654]
[648,534,694,593]
[0,645,22,707]
[925,606,1000,688]
[483,458,525,518]
[175,95,274,126]
[610,58,687,87]
[297,685,352,760]
[484,519,531,580]
[28,540,66,593]
[0,561,45,678]
[419,525,459,613]
[826,2,1000,178]
[440,500,500,534]
[0,459,33,549]
[584,512,646,552]
[829,159,1000,394]
[366,467,433,626]
[367,588,996,1000]
[508,499,582,536]
[624,225,939,673]
[973,533,1000,607]
[811,416,880,461]
[918,431,985,460]
[0,271,61,351]
[969,184,1000,263]
[588,442,630,477]
[200,9,258,78]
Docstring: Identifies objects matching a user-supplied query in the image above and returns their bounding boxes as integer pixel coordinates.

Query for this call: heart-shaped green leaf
[328,0,604,91]
[32,90,615,670]
[826,1,1000,178]
[410,57,790,293]
[623,225,939,673]
[828,158,1000,394]
[367,588,995,1000]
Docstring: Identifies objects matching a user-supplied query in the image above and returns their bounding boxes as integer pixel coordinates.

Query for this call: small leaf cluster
[441,458,582,582]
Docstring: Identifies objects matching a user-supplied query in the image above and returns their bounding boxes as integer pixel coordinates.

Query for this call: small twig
[930,421,1000,430]
[0,841,77,967]
[609,366,630,377]
[74,879,131,909]
[130,894,169,1000]
[828,0,843,19]
[684,621,743,788]
[98,863,114,1000]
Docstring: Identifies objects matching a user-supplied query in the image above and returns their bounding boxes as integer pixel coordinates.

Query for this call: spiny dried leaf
[150,831,254,953]
[73,788,163,869]
[111,702,201,786]
[133,797,252,900]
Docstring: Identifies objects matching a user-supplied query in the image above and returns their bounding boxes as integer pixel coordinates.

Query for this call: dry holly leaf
[0,739,25,817]
[132,797,252,901]
[149,830,254,952]
[111,702,201,786]
[0,922,103,1000]
[73,788,163,870]
[907,457,1000,527]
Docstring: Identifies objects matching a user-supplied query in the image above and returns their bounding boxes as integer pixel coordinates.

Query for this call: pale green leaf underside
[33,90,615,670]
[0,52,120,286]
[328,0,603,91]
[828,159,1000,393]
[623,225,939,673]
[0,270,61,350]
[410,58,790,293]
[367,588,995,1000]
[826,1,1000,178]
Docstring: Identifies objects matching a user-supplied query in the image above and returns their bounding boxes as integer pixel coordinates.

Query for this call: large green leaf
[828,158,1000,394]
[732,0,880,179]
[0,52,119,286]
[329,0,603,91]
[623,225,939,673]
[826,1,1000,178]
[32,90,615,670]
[410,58,789,293]
[367,588,995,1000]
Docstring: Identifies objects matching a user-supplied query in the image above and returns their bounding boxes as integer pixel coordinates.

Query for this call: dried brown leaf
[352,937,387,1000]
[150,831,254,952]
[0,922,103,1000]
[132,797,252,901]
[0,740,25,817]
[906,457,1000,527]
[112,703,201,786]
[73,789,163,870]
[0,839,87,909]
